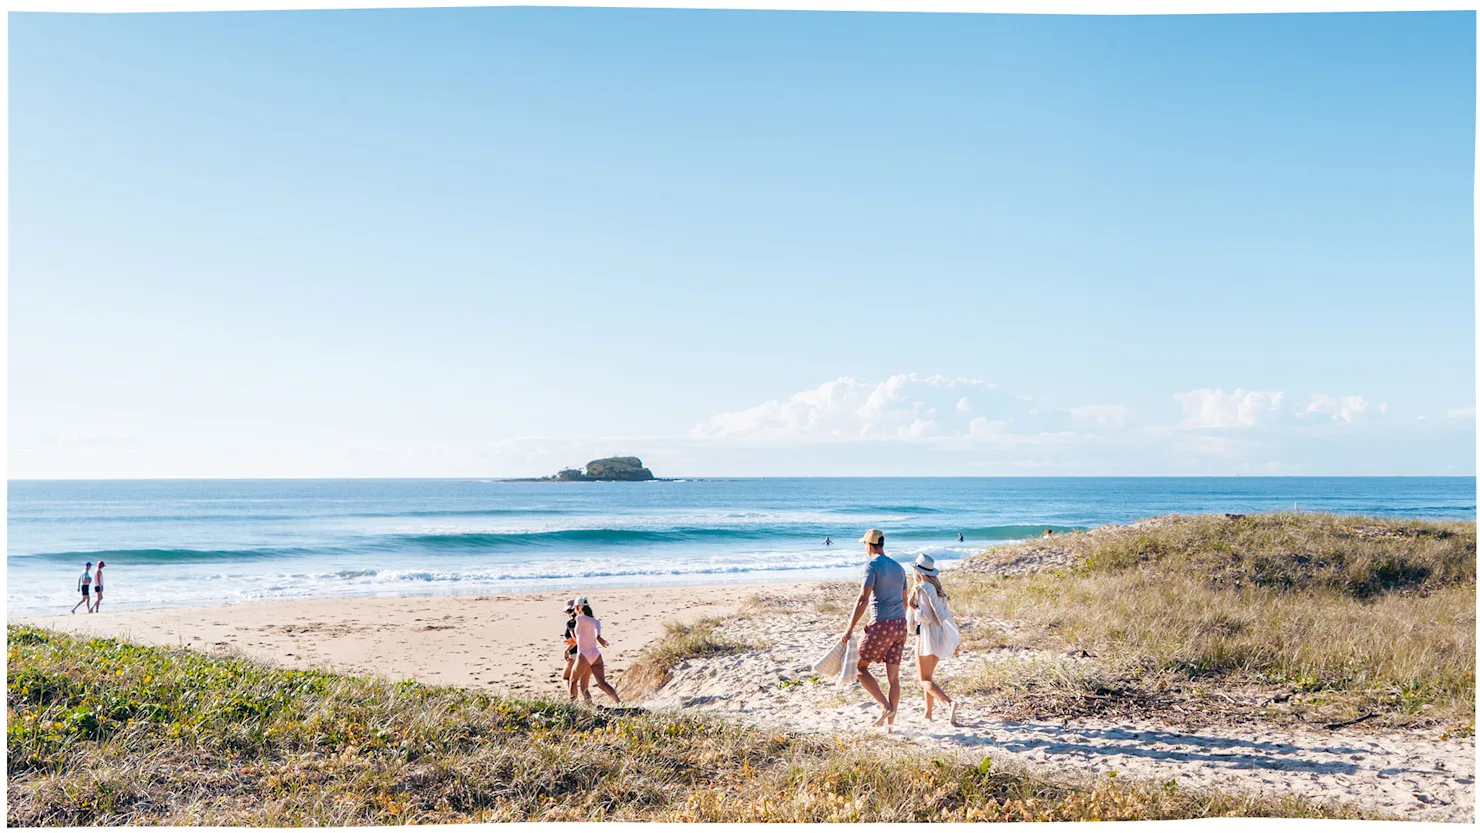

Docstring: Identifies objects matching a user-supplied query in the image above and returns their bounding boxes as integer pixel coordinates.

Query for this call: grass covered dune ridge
[7,626,1368,825]
[952,512,1476,725]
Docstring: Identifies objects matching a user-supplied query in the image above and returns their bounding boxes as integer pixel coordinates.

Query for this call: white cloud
[1303,394,1369,423]
[693,374,1086,444]
[1172,388,1285,428]
[1069,404,1134,428]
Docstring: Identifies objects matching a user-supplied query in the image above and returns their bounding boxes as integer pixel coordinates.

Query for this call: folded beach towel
[836,636,859,686]
[811,637,847,678]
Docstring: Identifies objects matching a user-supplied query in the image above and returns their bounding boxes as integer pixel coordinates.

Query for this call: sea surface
[7,477,1475,614]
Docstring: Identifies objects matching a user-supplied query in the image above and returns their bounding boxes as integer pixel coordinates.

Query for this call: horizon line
[7,474,1477,482]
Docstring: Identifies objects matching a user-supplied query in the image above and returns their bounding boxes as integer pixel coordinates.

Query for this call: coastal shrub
[952,513,1477,720]
[7,626,1371,825]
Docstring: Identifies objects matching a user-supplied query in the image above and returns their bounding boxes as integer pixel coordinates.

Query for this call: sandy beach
[14,568,1475,822]
[15,585,782,699]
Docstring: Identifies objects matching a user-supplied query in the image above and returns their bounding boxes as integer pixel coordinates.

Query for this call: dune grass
[8,625,1374,824]
[619,617,749,697]
[950,513,1476,724]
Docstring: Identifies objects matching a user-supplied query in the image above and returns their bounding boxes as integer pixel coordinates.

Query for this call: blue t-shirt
[863,554,907,622]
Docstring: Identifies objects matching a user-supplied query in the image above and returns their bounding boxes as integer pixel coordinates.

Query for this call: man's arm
[843,584,871,641]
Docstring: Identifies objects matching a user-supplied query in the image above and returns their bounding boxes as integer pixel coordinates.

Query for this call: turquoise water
[8,477,1474,613]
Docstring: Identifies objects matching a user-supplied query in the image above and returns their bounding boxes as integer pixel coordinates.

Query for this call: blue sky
[9,9,1476,477]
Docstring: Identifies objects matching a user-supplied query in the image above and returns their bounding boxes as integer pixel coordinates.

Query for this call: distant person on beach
[92,561,106,612]
[839,528,909,730]
[561,599,579,682]
[957,532,964,542]
[824,537,832,546]
[1043,528,1053,537]
[908,554,961,725]
[569,597,621,705]
[71,562,94,614]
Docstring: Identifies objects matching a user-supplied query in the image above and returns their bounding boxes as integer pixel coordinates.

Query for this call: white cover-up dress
[910,583,960,658]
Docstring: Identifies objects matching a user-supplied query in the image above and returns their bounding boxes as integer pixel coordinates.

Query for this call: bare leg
[917,653,955,723]
[569,655,592,701]
[578,663,593,702]
[562,653,575,681]
[71,595,88,614]
[918,654,945,719]
[919,653,934,720]
[855,661,892,726]
[589,658,621,704]
[885,661,901,725]
[92,591,102,613]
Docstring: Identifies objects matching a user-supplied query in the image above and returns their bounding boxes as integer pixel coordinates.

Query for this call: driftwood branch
[1324,712,1377,730]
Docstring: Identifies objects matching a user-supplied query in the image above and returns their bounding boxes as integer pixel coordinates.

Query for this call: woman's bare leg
[569,655,592,700]
[918,653,937,720]
[590,658,621,704]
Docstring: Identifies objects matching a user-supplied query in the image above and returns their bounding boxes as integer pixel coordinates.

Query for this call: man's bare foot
[949,701,960,726]
[873,709,894,728]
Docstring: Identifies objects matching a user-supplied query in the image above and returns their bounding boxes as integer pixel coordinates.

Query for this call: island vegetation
[540,457,656,482]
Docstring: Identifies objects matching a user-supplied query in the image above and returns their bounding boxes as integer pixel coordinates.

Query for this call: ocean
[7,477,1475,614]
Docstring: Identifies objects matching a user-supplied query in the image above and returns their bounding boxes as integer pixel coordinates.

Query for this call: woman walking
[561,599,579,681]
[569,597,621,705]
[908,554,961,725]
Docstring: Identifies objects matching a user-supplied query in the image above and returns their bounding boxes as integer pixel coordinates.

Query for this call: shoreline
[4,569,872,620]
[14,583,795,699]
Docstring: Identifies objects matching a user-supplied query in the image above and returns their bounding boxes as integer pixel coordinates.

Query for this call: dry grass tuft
[949,513,1476,725]
[7,626,1374,824]
[809,581,859,616]
[619,617,749,697]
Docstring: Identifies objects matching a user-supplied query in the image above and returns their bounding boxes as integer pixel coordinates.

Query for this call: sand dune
[643,591,1476,822]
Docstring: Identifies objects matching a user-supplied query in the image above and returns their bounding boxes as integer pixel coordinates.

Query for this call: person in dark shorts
[71,562,94,614]
[92,560,106,612]
[837,529,909,730]
[561,599,579,681]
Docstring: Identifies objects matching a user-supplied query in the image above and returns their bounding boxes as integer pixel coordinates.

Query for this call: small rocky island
[541,457,656,482]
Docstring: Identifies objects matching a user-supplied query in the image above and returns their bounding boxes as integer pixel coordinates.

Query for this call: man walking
[839,528,909,729]
[71,562,94,614]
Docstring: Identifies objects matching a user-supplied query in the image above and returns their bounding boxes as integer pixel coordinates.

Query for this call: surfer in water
[824,537,832,546]
[957,532,964,542]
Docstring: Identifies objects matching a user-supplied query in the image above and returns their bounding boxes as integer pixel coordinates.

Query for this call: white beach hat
[913,554,939,576]
[564,598,577,611]
[575,595,588,607]
[859,529,885,545]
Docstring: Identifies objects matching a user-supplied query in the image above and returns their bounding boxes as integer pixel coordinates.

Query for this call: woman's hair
[581,604,594,617]
[908,570,945,607]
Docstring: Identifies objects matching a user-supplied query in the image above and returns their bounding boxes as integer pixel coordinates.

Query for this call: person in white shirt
[907,554,960,725]
[92,560,106,612]
[568,597,621,705]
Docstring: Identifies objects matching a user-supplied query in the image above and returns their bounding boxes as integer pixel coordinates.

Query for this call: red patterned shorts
[858,617,907,665]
